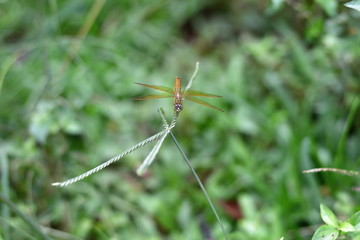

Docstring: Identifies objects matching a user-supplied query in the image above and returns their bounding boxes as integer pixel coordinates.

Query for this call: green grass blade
[1,150,10,239]
[0,193,52,240]
[184,61,200,93]
[335,96,360,167]
[136,134,168,175]
[0,56,17,96]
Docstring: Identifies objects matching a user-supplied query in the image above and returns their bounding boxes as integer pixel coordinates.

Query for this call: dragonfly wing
[183,89,222,98]
[134,82,174,94]
[132,93,173,100]
[185,96,224,112]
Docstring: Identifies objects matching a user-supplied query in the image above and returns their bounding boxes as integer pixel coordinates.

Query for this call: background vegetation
[0,0,359,239]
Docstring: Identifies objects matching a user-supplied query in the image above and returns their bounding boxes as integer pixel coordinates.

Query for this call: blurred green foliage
[0,0,359,239]
[312,204,360,239]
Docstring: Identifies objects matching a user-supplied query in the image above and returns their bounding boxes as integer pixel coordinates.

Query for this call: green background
[0,0,359,239]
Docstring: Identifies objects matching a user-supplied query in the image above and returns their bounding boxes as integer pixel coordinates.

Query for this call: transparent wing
[134,82,174,94]
[132,93,173,100]
[184,89,222,98]
[185,96,224,112]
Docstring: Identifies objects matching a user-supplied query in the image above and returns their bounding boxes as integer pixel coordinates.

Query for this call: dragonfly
[133,77,223,113]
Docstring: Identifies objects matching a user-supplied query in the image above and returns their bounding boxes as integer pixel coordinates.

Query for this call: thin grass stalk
[169,132,229,240]
[48,0,59,31]
[184,61,199,93]
[0,55,17,96]
[39,226,83,240]
[0,219,40,240]
[55,0,106,87]
[31,23,53,112]
[66,0,105,62]
[1,150,10,240]
[334,96,360,167]
[136,134,168,175]
[0,193,51,240]
[159,108,170,128]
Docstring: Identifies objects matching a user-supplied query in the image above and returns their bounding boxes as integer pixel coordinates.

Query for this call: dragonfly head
[174,103,183,113]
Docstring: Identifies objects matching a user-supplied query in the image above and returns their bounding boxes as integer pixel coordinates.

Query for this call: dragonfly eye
[174,104,183,112]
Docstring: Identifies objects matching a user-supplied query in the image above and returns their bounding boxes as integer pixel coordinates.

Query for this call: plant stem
[0,193,51,240]
[169,132,229,240]
[335,96,360,167]
[1,150,10,239]
[184,61,199,93]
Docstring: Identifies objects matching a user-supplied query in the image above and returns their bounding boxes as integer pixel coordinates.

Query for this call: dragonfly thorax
[174,103,183,112]
[174,90,183,112]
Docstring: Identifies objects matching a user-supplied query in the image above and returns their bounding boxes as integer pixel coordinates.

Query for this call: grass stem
[335,96,360,167]
[0,193,51,240]
[169,132,229,240]
[1,150,10,240]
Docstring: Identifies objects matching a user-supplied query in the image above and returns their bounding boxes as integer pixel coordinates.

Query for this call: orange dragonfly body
[133,77,223,112]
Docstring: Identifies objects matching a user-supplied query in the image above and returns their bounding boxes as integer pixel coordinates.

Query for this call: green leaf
[349,211,360,231]
[339,221,355,232]
[320,204,339,227]
[346,232,360,240]
[312,225,339,240]
[345,0,360,12]
[305,17,324,41]
[350,211,360,225]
